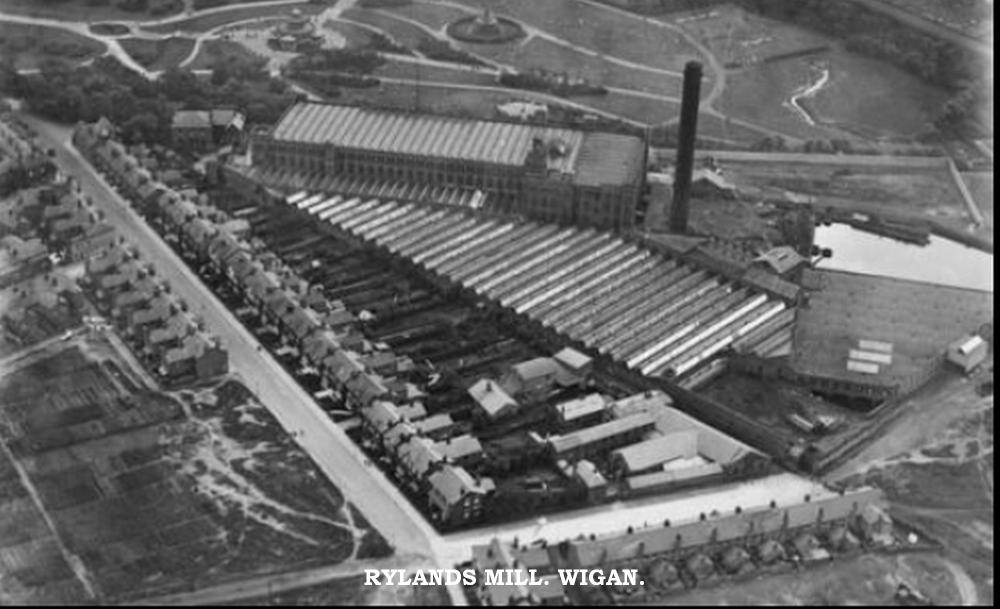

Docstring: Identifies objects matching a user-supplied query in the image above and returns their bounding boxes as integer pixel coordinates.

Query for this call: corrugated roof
[612,431,699,474]
[549,413,655,455]
[271,103,586,173]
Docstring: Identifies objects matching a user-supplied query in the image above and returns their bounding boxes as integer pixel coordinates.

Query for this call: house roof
[548,412,655,455]
[436,434,483,462]
[413,413,453,435]
[553,393,607,423]
[428,464,495,506]
[611,430,699,474]
[573,459,606,489]
[362,400,401,433]
[397,436,443,478]
[753,246,807,275]
[468,379,518,419]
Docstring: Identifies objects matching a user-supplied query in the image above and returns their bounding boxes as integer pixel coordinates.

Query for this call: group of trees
[0,55,302,146]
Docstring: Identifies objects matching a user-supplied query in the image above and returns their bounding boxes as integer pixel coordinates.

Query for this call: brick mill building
[250,102,647,231]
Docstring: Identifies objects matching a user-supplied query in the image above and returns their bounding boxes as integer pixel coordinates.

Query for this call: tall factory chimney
[670,61,703,234]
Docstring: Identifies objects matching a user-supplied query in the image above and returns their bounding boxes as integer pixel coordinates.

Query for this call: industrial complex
[59,54,989,603]
[0,0,992,604]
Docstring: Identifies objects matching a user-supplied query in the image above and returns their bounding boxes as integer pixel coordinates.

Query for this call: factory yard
[712,154,979,233]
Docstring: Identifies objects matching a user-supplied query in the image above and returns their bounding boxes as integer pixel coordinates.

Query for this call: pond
[814,223,993,292]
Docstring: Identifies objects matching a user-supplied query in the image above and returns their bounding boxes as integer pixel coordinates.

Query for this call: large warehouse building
[250,102,647,231]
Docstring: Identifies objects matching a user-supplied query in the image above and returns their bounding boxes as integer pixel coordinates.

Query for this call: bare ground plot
[700,371,867,443]
[437,0,704,73]
[119,37,196,71]
[0,345,384,603]
[660,551,967,605]
[717,160,974,229]
[0,23,106,71]
[142,2,323,34]
[0,448,88,604]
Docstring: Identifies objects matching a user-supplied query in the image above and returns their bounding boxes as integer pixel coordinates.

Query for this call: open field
[433,0,703,73]
[0,342,382,603]
[119,36,195,70]
[143,1,323,34]
[0,23,106,71]
[341,7,435,48]
[670,4,828,67]
[321,19,376,48]
[662,551,968,605]
[383,0,468,31]
[373,59,497,86]
[687,6,948,142]
[808,52,948,139]
[0,0,183,22]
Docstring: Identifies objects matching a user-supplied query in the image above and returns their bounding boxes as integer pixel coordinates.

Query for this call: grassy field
[185,38,264,71]
[691,6,948,142]
[809,51,948,139]
[380,0,468,31]
[143,1,323,34]
[671,4,829,67]
[435,0,704,73]
[322,19,376,48]
[373,59,498,86]
[0,23,106,71]
[340,7,436,48]
[119,36,196,70]
[0,344,381,603]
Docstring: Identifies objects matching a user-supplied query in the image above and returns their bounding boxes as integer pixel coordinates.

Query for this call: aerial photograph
[0,0,992,605]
